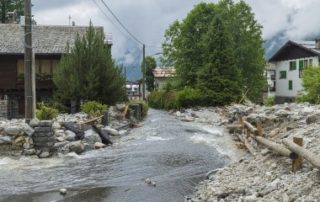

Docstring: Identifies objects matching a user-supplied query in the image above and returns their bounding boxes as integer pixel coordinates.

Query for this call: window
[309,59,313,66]
[290,61,297,70]
[289,80,293,90]
[17,59,59,80]
[280,71,286,79]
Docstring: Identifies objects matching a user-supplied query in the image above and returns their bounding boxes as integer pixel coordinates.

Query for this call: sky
[32,0,320,80]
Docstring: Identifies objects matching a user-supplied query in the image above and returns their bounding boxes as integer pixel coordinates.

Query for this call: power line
[100,0,144,45]
[91,0,129,40]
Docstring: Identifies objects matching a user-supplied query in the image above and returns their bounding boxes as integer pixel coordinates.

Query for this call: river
[0,109,234,202]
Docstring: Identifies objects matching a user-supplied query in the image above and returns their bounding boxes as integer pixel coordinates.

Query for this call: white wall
[274,56,319,97]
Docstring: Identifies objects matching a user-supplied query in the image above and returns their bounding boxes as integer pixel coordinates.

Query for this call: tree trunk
[254,136,291,157]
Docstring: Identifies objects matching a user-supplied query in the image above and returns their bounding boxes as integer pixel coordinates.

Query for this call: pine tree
[145,56,156,91]
[197,16,242,105]
[53,23,126,107]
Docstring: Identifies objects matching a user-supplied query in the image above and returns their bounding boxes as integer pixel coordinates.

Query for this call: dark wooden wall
[0,55,20,90]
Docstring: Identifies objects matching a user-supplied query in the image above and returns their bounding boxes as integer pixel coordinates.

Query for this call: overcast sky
[32,0,320,75]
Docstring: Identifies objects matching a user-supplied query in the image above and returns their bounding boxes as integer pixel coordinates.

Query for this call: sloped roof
[152,68,176,78]
[269,40,320,62]
[0,24,103,55]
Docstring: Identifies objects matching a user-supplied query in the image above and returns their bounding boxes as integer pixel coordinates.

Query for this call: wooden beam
[254,136,291,157]
[292,137,303,172]
[283,138,320,169]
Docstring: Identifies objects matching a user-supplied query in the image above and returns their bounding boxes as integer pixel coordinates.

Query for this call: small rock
[151,181,156,187]
[29,118,40,128]
[102,127,119,136]
[94,142,106,149]
[56,136,65,142]
[243,195,256,202]
[23,148,36,156]
[23,124,35,136]
[261,148,270,156]
[0,136,12,144]
[38,151,51,158]
[68,141,85,154]
[83,129,102,144]
[145,178,151,184]
[23,142,31,149]
[65,130,76,141]
[52,122,61,129]
[5,125,22,136]
[59,188,67,195]
[116,103,126,112]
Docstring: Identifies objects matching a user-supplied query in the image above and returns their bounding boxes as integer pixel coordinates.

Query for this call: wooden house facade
[0,24,103,117]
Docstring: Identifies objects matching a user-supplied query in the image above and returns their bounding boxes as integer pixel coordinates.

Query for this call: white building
[269,40,320,103]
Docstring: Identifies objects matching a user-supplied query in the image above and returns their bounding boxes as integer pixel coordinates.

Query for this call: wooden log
[243,120,259,135]
[236,133,256,155]
[292,137,303,172]
[80,115,103,125]
[254,136,291,157]
[283,138,320,169]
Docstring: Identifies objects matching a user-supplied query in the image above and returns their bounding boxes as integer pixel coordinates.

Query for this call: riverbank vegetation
[53,22,126,111]
[149,0,265,109]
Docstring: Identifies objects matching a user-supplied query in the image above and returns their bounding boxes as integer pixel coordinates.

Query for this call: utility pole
[24,0,35,122]
[142,44,146,100]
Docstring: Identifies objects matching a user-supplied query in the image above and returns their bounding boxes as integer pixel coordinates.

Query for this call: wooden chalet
[0,24,103,117]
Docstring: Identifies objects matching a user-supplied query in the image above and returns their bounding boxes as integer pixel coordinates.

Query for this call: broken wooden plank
[283,138,320,169]
[236,132,256,155]
[80,115,103,125]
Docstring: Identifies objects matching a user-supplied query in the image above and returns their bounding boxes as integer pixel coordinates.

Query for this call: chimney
[316,38,320,49]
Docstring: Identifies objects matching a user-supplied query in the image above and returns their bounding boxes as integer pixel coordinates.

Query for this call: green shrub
[176,87,202,107]
[128,100,149,118]
[80,101,107,117]
[265,96,275,106]
[147,91,166,109]
[36,103,59,120]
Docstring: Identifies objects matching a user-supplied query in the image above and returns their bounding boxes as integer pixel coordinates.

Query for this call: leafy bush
[301,66,320,104]
[147,91,166,109]
[36,103,59,120]
[128,100,149,118]
[80,101,107,117]
[176,87,202,107]
[265,96,275,107]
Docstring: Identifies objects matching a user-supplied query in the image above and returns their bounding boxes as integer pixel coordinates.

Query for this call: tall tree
[163,3,217,87]
[162,0,266,103]
[53,23,126,106]
[197,16,242,105]
[0,0,23,23]
[145,56,156,91]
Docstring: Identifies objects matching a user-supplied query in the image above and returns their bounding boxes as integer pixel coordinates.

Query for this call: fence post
[292,137,303,172]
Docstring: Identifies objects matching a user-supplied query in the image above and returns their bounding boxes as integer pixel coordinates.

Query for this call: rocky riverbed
[185,103,320,202]
[0,104,133,158]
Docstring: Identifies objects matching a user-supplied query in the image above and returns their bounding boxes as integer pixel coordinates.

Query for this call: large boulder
[306,113,320,124]
[65,130,76,141]
[83,129,102,145]
[4,125,23,136]
[67,141,85,154]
